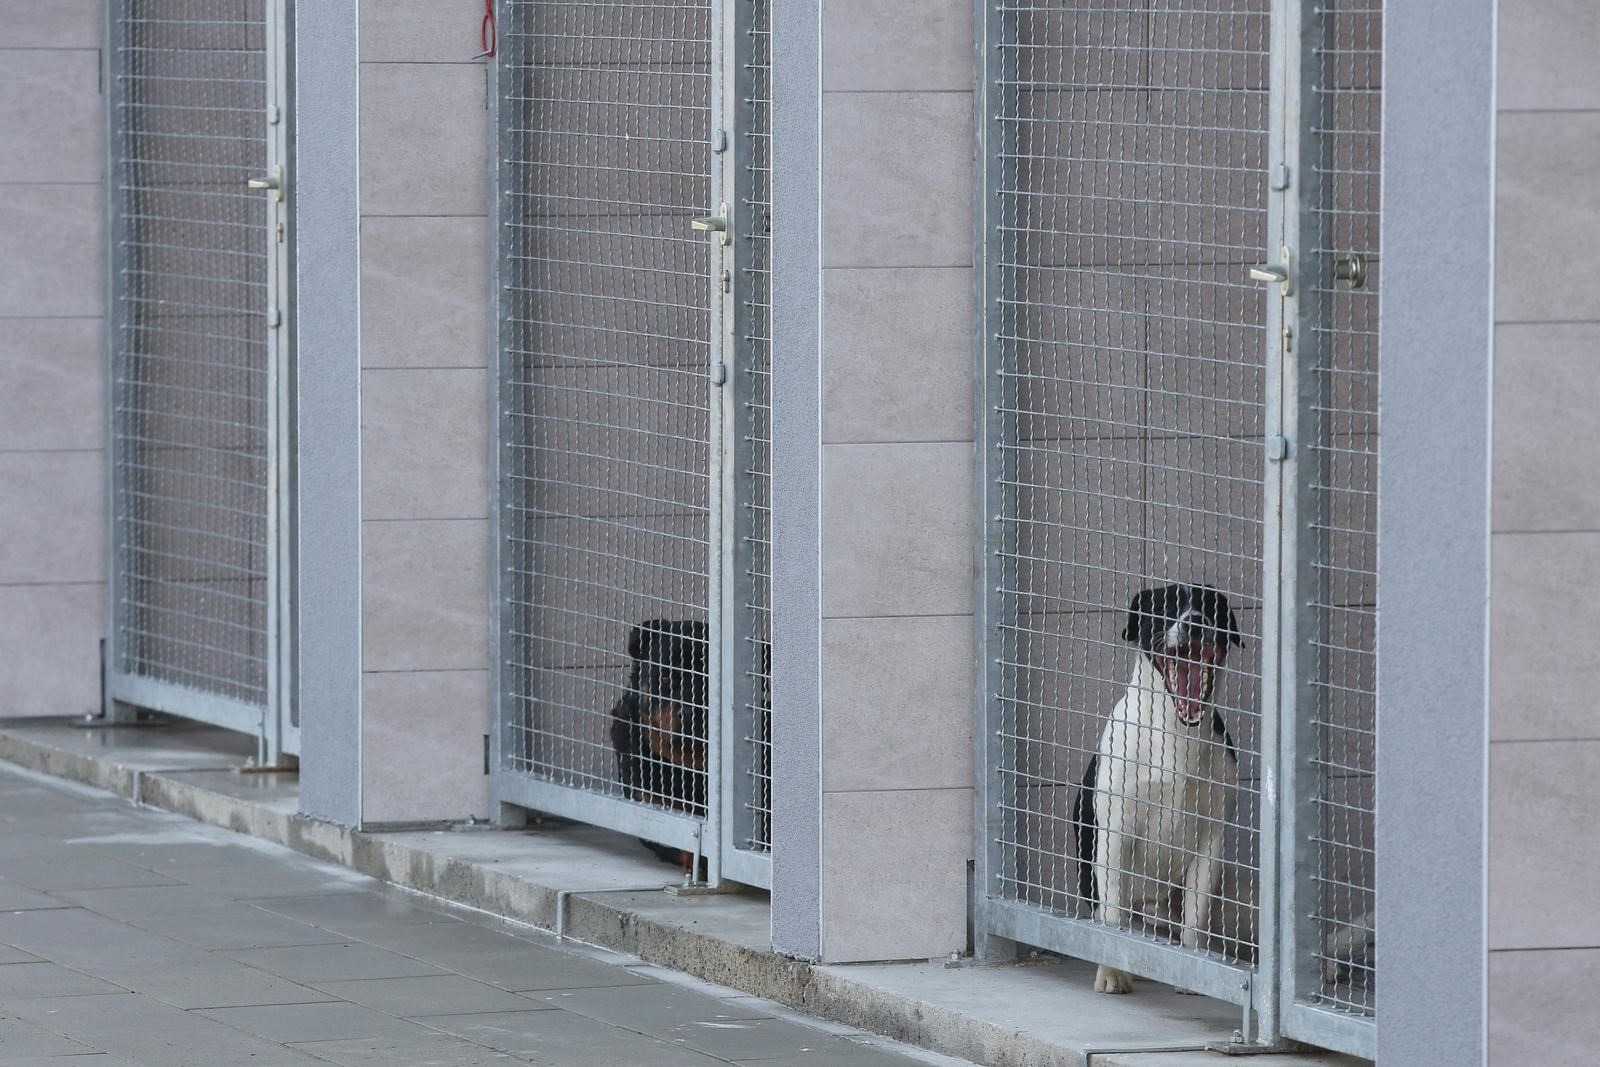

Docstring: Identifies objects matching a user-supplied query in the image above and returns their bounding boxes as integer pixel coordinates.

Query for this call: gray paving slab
[223,942,451,983]
[310,974,550,1017]
[246,892,464,932]
[0,854,181,892]
[170,857,371,898]
[289,1033,525,1066]
[0,760,951,1067]
[418,1008,732,1066]
[117,965,342,1011]
[0,961,126,999]
[0,1014,101,1056]
[197,1001,446,1044]
[0,909,220,973]
[0,833,71,860]
[53,884,256,918]
[520,980,774,1029]
[53,885,353,950]
[4,993,331,1066]
[656,1015,876,1061]
[733,1043,967,1067]
[0,945,42,964]
[0,880,69,910]
[383,941,657,993]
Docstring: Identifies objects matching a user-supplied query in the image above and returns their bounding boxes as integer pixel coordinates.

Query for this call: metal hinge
[1266,435,1289,463]
[711,362,728,386]
[1270,162,1291,190]
[267,307,283,329]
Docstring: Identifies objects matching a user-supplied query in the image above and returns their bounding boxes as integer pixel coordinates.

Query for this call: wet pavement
[0,762,961,1067]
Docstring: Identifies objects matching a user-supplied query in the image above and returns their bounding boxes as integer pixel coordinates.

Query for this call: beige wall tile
[361,369,489,521]
[820,788,970,962]
[0,451,103,585]
[362,519,488,672]
[362,669,491,824]
[360,64,488,217]
[821,442,973,619]
[0,49,102,184]
[360,217,488,368]
[1488,740,1600,948]
[1490,533,1600,741]
[0,318,103,452]
[821,268,973,445]
[822,0,972,93]
[1493,324,1600,532]
[821,615,973,792]
[821,93,972,269]
[0,184,103,318]
[0,583,102,718]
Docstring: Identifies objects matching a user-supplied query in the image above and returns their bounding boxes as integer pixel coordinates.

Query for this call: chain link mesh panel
[734,0,774,856]
[989,0,1270,971]
[499,0,716,836]
[110,0,273,707]
[1304,0,1379,1020]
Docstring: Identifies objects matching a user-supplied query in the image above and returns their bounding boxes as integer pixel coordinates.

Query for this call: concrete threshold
[0,717,1364,1067]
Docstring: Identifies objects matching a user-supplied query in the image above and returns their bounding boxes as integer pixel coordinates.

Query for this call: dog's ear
[1122,588,1158,644]
[1226,606,1243,647]
[626,623,647,661]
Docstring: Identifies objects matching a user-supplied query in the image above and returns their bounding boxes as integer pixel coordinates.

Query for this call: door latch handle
[1249,259,1292,296]
[691,203,729,246]
[246,166,283,202]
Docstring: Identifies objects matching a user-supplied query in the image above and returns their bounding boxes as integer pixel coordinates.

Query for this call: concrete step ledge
[0,721,1364,1067]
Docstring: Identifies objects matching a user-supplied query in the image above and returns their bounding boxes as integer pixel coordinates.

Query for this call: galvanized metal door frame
[717,0,774,892]
[972,0,1267,1016]
[102,0,297,762]
[488,0,767,886]
[1276,0,1378,1057]
[974,0,1377,1054]
[487,0,715,866]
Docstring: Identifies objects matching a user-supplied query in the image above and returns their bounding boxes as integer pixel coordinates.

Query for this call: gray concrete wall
[813,0,977,963]
[1488,1,1600,1059]
[355,4,493,825]
[0,2,106,720]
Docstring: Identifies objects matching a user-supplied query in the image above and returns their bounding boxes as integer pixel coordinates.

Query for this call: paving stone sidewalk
[0,763,961,1067]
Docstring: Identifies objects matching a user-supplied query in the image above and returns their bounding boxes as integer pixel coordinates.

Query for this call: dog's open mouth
[1161,646,1217,727]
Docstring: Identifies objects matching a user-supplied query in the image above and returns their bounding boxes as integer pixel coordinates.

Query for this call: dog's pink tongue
[1169,661,1207,724]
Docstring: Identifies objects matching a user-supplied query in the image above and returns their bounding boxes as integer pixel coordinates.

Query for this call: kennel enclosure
[973,0,1380,1056]
[104,0,296,760]
[491,0,774,887]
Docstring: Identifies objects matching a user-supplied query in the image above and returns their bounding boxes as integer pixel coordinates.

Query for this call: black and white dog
[1074,584,1242,994]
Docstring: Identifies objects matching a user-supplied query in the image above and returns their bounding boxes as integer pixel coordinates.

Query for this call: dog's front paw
[1094,965,1134,994]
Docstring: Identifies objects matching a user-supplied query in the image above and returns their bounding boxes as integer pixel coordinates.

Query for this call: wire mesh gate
[492,0,773,888]
[104,0,296,760]
[973,0,1378,1056]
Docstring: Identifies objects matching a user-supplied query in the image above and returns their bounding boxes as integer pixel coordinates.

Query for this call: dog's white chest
[1094,656,1238,881]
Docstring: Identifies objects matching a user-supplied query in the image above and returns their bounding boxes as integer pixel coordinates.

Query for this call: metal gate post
[1279,1,1381,1055]
[718,0,775,890]
[970,0,1015,964]
[264,0,295,763]
[1276,0,1320,1045]
[102,0,134,724]
[488,0,521,829]
[1252,0,1313,1043]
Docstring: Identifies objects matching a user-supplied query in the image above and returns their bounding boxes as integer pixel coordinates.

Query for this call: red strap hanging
[479,0,497,59]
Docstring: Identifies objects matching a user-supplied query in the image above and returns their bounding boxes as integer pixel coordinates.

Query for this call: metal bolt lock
[1333,252,1367,289]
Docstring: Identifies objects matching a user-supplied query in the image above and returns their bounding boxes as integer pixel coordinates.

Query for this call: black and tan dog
[610,619,709,873]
